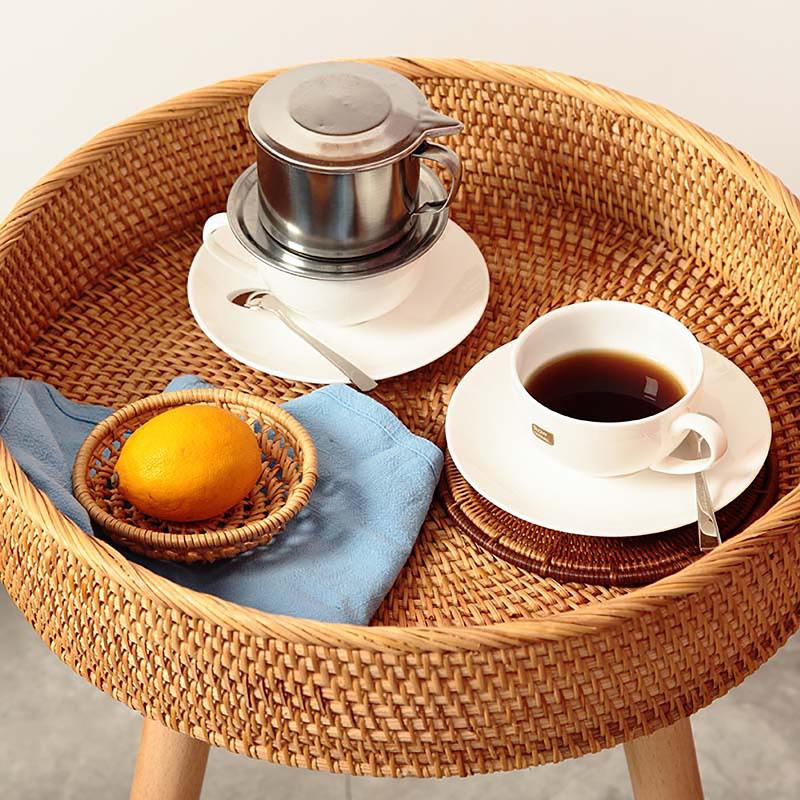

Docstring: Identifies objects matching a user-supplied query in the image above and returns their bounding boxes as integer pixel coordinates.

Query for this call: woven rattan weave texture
[1,59,799,778]
[443,452,779,586]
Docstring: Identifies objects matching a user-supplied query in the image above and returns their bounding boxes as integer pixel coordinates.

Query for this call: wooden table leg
[623,717,703,800]
[130,717,210,800]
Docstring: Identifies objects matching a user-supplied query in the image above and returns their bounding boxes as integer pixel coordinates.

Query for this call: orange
[115,405,262,522]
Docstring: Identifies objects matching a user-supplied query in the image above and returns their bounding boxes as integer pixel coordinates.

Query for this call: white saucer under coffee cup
[511,300,728,477]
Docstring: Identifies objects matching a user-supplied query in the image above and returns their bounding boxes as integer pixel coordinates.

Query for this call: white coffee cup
[202,214,426,327]
[510,300,728,477]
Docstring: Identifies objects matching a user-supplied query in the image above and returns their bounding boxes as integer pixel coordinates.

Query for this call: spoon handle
[270,307,378,392]
[694,433,721,552]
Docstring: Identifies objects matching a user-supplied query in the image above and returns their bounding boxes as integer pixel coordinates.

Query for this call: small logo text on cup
[531,423,554,445]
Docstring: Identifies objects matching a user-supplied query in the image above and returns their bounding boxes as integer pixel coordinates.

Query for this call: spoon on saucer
[693,432,722,552]
[227,289,378,392]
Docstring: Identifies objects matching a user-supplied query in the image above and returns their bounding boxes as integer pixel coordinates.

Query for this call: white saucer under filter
[187,220,490,384]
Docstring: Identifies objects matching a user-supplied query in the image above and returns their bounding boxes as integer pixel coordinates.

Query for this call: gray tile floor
[1,586,798,799]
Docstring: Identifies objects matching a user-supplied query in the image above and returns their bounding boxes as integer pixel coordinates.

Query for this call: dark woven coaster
[442,451,779,587]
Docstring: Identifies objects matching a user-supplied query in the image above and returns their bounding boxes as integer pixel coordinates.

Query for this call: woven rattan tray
[1,59,799,778]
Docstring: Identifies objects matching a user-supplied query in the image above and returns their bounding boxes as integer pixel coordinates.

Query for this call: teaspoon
[228,289,378,393]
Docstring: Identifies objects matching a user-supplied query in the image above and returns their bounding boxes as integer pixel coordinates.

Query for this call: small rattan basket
[72,389,317,562]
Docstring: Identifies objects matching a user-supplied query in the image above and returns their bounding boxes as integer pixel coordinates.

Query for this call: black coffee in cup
[524,349,685,423]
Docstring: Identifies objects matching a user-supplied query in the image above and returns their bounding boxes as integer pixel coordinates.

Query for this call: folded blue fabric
[0,376,442,624]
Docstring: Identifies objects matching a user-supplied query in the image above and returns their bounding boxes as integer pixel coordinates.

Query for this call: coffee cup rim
[510,300,705,428]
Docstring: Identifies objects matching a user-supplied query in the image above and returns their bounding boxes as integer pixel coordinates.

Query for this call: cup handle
[650,412,728,475]
[411,141,462,215]
[202,213,259,278]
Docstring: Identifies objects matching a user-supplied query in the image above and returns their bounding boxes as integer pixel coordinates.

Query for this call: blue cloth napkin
[0,376,442,625]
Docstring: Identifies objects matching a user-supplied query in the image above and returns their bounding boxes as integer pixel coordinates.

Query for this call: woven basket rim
[4,57,799,240]
[71,388,318,554]
[1,58,799,653]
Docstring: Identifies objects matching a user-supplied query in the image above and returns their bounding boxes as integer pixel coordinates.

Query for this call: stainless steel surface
[693,433,722,552]
[228,289,378,392]
[247,61,461,259]
[411,141,463,216]
[288,73,392,135]
[248,62,462,170]
[227,164,450,280]
[255,149,420,259]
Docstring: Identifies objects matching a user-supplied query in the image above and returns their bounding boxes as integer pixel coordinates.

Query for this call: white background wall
[1,0,798,218]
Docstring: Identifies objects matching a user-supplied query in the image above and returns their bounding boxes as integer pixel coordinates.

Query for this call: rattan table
[1,59,799,800]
